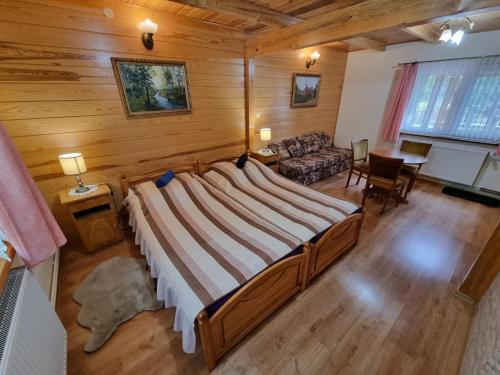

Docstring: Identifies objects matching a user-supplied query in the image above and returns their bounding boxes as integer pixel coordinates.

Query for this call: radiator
[406,139,489,186]
[0,267,67,375]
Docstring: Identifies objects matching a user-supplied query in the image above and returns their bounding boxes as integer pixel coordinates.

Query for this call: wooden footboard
[307,213,363,283]
[197,246,310,371]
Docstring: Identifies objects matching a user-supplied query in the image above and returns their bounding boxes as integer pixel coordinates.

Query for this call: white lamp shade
[260,128,272,142]
[59,153,87,175]
[139,19,158,34]
[311,51,321,60]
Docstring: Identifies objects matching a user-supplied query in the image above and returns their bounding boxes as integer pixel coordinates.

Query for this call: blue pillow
[236,154,248,169]
[155,170,175,188]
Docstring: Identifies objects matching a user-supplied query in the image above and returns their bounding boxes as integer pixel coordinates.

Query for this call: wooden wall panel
[251,46,347,150]
[0,0,246,241]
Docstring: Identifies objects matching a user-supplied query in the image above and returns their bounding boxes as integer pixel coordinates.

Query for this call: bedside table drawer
[59,184,122,252]
[66,195,111,215]
[77,210,122,252]
[250,152,281,165]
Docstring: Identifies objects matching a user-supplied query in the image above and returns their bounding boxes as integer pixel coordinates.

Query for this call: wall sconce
[305,51,320,68]
[255,112,261,120]
[139,19,158,50]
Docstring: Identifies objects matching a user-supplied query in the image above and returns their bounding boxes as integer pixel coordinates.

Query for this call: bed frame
[120,163,311,371]
[197,157,364,286]
[305,213,363,284]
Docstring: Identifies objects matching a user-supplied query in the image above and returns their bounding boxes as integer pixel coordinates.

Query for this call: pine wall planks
[252,46,347,149]
[0,0,247,240]
[0,0,348,243]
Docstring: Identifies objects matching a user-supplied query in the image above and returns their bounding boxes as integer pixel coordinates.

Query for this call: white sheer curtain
[400,56,500,143]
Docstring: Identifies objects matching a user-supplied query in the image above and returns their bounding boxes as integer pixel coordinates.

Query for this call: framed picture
[111,57,192,118]
[291,73,321,108]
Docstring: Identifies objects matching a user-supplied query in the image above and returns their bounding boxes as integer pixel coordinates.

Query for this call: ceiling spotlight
[451,29,465,45]
[439,25,452,42]
[438,17,474,46]
[465,17,474,30]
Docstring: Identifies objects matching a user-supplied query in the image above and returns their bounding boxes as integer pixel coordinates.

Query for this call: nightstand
[59,185,122,252]
[250,151,281,173]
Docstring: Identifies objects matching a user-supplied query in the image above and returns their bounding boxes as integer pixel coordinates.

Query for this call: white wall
[335,30,500,191]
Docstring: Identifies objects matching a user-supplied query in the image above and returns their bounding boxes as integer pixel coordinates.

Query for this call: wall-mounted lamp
[139,19,158,50]
[255,112,261,120]
[305,51,320,68]
[439,17,474,46]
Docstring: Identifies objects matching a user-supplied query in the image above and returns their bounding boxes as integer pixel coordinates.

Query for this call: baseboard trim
[50,249,60,309]
[418,175,500,198]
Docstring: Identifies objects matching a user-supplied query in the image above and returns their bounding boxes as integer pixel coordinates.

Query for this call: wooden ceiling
[119,0,500,52]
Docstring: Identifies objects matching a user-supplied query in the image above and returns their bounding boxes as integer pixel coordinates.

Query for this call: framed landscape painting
[291,73,321,108]
[111,58,192,118]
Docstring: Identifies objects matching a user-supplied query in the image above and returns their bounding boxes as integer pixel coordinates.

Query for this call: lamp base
[256,148,276,156]
[142,32,154,50]
[75,185,91,193]
[68,184,97,196]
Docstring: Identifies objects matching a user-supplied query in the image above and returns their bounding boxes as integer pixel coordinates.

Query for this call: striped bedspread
[125,172,301,353]
[203,158,360,243]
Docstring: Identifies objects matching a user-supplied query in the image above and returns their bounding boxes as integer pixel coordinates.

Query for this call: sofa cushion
[279,158,323,185]
[308,133,322,152]
[313,148,352,177]
[268,142,291,159]
[320,132,333,149]
[317,147,352,162]
[297,135,315,154]
[283,138,305,158]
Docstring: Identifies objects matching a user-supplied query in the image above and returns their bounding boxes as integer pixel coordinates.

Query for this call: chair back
[400,140,432,157]
[351,139,368,162]
[368,153,404,181]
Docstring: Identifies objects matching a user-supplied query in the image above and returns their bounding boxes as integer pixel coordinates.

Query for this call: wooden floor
[56,172,500,374]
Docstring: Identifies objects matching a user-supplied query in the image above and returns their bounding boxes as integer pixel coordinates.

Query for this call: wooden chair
[345,139,369,187]
[362,153,405,215]
[400,140,432,198]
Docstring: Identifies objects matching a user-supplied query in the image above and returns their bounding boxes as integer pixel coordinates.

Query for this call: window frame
[399,55,500,144]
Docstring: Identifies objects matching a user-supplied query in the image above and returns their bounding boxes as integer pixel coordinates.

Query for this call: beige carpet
[460,274,500,375]
[73,257,163,352]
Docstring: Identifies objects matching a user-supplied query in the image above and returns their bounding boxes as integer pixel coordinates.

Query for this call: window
[400,56,500,143]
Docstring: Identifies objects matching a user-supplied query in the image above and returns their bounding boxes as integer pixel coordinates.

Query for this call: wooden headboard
[120,161,199,198]
[197,154,245,175]
[120,154,248,197]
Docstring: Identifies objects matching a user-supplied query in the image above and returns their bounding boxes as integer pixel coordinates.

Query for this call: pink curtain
[496,144,500,156]
[0,122,66,268]
[381,63,418,142]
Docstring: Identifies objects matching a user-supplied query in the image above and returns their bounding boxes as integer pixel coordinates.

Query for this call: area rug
[73,256,163,352]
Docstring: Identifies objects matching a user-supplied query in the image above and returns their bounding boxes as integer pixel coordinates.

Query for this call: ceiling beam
[343,37,386,51]
[168,0,303,27]
[246,0,500,56]
[402,24,441,43]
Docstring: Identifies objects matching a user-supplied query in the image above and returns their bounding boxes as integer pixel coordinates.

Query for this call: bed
[200,157,363,284]
[120,166,310,371]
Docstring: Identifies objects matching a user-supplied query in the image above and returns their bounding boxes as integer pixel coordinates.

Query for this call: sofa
[268,132,352,185]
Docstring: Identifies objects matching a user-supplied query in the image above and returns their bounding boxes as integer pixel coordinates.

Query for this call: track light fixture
[439,17,474,46]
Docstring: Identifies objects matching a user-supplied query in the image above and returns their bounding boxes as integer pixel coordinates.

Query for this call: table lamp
[59,153,90,194]
[260,128,272,152]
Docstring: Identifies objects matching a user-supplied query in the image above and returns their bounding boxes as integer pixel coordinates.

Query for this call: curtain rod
[392,54,500,69]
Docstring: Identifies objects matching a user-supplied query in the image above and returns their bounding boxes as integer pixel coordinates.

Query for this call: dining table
[370,149,429,166]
